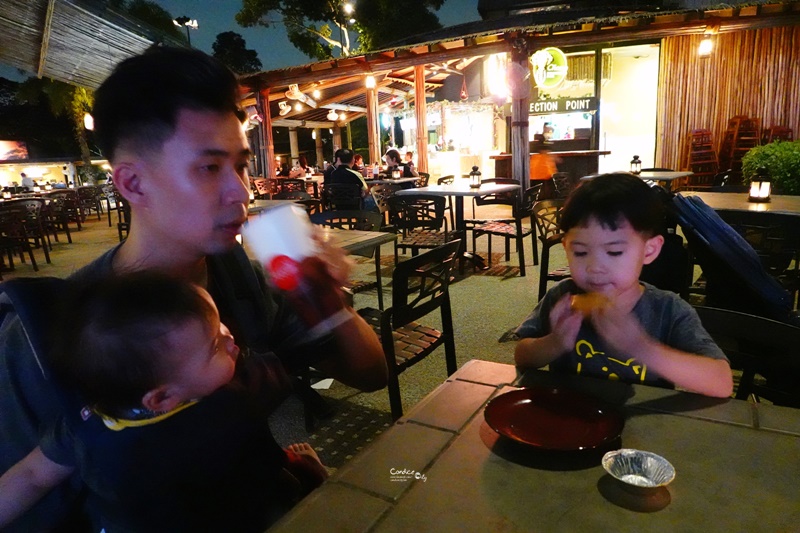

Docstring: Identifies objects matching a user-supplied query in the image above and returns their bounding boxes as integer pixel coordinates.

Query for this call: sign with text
[530,47,568,89]
[529,97,598,115]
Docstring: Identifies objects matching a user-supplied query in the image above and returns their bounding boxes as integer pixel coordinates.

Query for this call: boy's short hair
[93,45,246,162]
[53,273,217,412]
[561,173,665,237]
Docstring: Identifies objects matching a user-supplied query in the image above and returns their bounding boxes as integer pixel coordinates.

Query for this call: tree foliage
[212,32,263,74]
[110,0,186,41]
[236,0,445,61]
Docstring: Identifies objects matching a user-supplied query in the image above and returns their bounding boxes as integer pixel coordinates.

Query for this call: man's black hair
[337,149,354,165]
[93,45,245,162]
[560,173,666,237]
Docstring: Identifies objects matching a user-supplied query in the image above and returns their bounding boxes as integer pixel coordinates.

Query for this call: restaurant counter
[491,150,611,181]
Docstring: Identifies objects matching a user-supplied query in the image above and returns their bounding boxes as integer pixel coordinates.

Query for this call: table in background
[395,182,521,270]
[271,359,800,532]
[365,177,420,186]
[582,171,694,192]
[681,191,800,216]
[247,199,300,215]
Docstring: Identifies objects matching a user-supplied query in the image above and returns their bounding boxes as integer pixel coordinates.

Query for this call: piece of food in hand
[570,293,610,316]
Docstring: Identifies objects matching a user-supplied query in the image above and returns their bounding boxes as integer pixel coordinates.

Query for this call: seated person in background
[383,148,418,189]
[352,153,366,175]
[0,273,328,532]
[289,154,312,178]
[326,149,376,211]
[514,173,732,398]
[278,163,291,177]
[404,151,415,169]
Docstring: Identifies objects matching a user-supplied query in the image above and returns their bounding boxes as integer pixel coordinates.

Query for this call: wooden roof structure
[0,0,181,89]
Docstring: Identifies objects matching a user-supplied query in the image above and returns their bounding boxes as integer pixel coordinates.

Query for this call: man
[324,148,376,211]
[404,151,415,169]
[0,46,387,531]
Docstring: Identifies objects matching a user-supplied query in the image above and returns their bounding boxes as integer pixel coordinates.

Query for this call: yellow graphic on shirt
[575,340,647,382]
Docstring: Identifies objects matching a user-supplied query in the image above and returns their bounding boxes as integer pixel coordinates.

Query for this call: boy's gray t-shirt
[516,280,727,386]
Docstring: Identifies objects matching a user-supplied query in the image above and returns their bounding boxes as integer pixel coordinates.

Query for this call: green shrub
[741,140,800,195]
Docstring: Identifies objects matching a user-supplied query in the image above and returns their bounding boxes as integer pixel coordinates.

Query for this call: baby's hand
[549,294,583,353]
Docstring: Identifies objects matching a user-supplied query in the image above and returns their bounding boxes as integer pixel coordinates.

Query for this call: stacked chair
[718,116,760,180]
[684,129,718,189]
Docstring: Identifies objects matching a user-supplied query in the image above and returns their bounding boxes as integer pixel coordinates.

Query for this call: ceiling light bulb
[698,37,713,57]
[343,3,354,14]
[339,112,347,120]
[83,113,94,130]
[294,102,303,111]
[312,89,321,99]
[365,75,376,89]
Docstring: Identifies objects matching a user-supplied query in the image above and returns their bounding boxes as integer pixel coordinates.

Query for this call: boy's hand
[549,294,583,353]
[590,304,652,357]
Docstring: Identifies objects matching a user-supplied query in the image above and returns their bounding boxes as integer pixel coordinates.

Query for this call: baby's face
[562,216,662,304]
[165,294,239,401]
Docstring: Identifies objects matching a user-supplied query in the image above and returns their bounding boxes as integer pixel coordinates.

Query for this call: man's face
[137,109,251,259]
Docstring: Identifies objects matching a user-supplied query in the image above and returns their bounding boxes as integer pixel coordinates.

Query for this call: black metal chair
[387,194,451,264]
[471,185,541,276]
[321,183,364,211]
[533,198,568,301]
[77,186,103,221]
[694,306,800,407]
[0,202,39,275]
[358,240,461,420]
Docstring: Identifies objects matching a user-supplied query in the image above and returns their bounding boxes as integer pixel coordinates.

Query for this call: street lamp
[173,16,198,46]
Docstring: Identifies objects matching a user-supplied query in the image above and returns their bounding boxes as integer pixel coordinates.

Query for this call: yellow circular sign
[530,47,568,90]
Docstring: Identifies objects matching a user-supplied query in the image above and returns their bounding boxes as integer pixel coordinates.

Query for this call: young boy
[514,173,733,398]
[0,273,327,532]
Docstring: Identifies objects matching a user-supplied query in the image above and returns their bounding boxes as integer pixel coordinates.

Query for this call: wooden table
[681,191,800,216]
[270,360,800,532]
[317,227,396,310]
[365,177,420,186]
[395,182,521,270]
[582,171,694,192]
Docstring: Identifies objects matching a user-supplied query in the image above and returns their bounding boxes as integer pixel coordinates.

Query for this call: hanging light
[748,166,772,203]
[339,112,347,121]
[284,84,317,107]
[294,102,303,112]
[312,89,321,99]
[326,109,339,121]
[83,113,94,130]
[365,75,376,89]
[278,101,291,116]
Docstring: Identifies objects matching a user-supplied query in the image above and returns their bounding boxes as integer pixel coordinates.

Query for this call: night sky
[155,0,481,70]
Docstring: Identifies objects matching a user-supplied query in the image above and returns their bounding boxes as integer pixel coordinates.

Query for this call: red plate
[484,386,625,451]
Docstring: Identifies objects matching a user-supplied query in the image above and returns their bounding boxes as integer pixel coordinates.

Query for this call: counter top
[490,150,611,158]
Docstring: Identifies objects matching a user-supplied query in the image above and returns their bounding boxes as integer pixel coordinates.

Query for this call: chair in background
[12,198,51,264]
[471,185,541,276]
[533,198,568,301]
[358,240,461,420]
[42,194,73,244]
[252,178,271,199]
[100,184,117,227]
[417,172,430,187]
[436,175,455,228]
[387,194,451,264]
[761,125,793,144]
[694,306,800,407]
[115,190,131,241]
[321,183,363,211]
[0,202,39,274]
[370,182,401,226]
[276,178,307,197]
[551,172,579,199]
[77,186,103,221]
[46,190,83,230]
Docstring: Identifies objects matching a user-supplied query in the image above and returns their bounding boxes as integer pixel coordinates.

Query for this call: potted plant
[741,140,800,195]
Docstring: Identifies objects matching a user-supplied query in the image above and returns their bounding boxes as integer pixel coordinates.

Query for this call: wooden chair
[358,240,461,420]
[277,178,307,196]
[471,185,541,276]
[533,198,569,301]
[252,178,271,199]
[694,306,800,407]
[387,194,451,264]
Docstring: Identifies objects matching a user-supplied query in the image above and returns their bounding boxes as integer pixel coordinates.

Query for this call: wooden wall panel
[656,25,800,171]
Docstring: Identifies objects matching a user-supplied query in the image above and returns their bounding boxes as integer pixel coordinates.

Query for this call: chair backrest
[387,194,447,233]
[389,240,461,328]
[437,175,454,185]
[310,210,382,231]
[551,172,578,198]
[274,189,311,200]
[322,183,363,211]
[77,185,100,201]
[278,178,307,194]
[517,184,543,217]
[533,198,565,241]
[253,178,271,197]
[694,306,800,406]
[474,178,520,208]
[370,183,401,215]
[416,172,430,187]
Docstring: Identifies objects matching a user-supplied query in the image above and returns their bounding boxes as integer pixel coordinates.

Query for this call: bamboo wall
[656,25,800,170]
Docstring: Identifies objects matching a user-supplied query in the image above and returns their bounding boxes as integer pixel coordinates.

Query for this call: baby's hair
[560,172,665,237]
[53,272,216,412]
